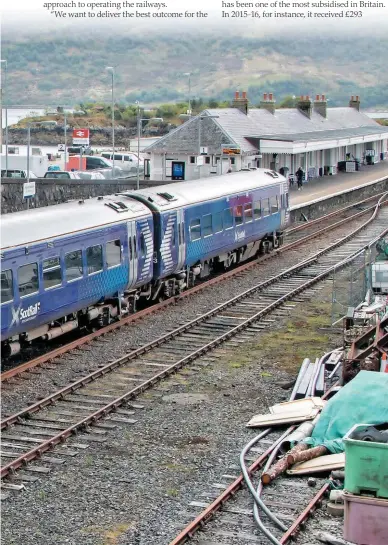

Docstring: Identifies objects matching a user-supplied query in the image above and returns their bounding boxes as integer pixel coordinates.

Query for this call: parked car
[101,152,144,173]
[77,171,106,180]
[42,171,81,179]
[83,156,125,178]
[1,169,38,179]
[67,145,93,156]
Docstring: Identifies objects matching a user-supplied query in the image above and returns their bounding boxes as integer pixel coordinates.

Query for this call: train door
[135,218,153,284]
[159,211,179,277]
[281,182,290,226]
[127,221,138,288]
[176,208,186,270]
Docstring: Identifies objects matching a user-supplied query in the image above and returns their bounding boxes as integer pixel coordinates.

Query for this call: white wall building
[144,93,388,182]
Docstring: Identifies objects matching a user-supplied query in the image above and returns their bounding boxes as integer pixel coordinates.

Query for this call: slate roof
[145,105,385,153]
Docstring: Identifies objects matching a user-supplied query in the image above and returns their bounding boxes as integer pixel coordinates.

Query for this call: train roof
[1,195,152,250]
[127,169,287,211]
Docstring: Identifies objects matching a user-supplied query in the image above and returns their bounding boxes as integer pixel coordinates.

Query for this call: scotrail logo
[235,230,246,242]
[10,302,41,327]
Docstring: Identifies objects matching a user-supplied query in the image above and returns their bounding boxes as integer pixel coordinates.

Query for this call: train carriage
[128,169,289,295]
[1,196,154,356]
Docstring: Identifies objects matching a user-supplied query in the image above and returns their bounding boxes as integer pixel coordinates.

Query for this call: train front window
[43,257,62,289]
[106,240,121,268]
[190,219,201,241]
[18,262,39,297]
[65,250,83,281]
[1,270,13,303]
[86,245,103,274]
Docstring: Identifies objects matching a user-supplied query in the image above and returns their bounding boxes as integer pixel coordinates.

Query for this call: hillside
[2,33,388,108]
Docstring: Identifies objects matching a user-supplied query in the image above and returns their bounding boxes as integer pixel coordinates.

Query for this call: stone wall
[0,178,174,214]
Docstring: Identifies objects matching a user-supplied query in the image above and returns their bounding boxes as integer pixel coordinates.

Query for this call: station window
[86,245,103,275]
[1,270,13,303]
[106,240,121,268]
[65,250,83,281]
[270,196,279,214]
[231,157,236,165]
[235,205,243,225]
[262,199,270,217]
[190,218,201,241]
[203,214,213,237]
[223,208,234,229]
[43,257,62,289]
[205,156,211,164]
[253,201,262,219]
[18,262,39,297]
[214,212,223,233]
[190,156,196,164]
[244,203,253,222]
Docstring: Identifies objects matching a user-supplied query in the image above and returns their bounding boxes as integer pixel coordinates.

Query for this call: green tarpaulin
[303,371,388,453]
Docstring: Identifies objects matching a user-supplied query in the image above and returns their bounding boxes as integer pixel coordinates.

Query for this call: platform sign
[23,181,36,199]
[72,128,90,145]
[57,144,65,152]
[222,147,241,155]
[199,146,208,155]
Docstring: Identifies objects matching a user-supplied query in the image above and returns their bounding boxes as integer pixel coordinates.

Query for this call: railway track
[1,194,387,482]
[1,192,385,382]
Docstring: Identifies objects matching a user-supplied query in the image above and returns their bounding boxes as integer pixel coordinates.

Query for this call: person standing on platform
[296,167,304,190]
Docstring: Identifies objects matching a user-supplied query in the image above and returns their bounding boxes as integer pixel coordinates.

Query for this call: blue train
[1,169,289,356]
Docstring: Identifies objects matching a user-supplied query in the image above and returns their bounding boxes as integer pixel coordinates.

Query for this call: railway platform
[290,161,388,207]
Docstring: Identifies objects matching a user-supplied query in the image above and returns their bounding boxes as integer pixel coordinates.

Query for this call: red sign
[72,128,90,145]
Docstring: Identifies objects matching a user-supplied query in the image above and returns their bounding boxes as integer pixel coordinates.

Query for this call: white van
[101,152,144,173]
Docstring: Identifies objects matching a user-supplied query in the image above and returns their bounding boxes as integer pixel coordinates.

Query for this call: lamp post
[1,60,8,173]
[136,101,163,189]
[105,66,115,177]
[184,72,191,116]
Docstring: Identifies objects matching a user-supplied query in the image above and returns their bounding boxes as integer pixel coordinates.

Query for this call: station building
[144,93,388,182]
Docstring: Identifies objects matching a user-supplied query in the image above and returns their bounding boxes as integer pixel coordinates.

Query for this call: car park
[101,152,144,173]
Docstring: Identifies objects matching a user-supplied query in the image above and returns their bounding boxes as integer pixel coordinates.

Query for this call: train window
[203,214,213,237]
[190,219,201,241]
[270,196,279,214]
[43,257,62,289]
[1,270,13,303]
[214,212,223,233]
[253,201,262,219]
[18,262,39,297]
[65,250,83,281]
[244,203,253,222]
[235,205,243,225]
[106,240,121,268]
[139,234,146,257]
[263,199,270,217]
[86,245,103,275]
[223,208,234,229]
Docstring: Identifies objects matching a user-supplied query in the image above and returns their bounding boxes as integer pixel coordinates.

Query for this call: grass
[81,523,135,545]
[166,488,179,497]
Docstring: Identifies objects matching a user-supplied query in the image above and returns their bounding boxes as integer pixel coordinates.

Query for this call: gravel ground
[2,280,345,545]
[1,215,368,418]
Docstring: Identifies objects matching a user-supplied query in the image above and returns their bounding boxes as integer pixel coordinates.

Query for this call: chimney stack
[297,95,313,119]
[314,93,327,118]
[232,90,249,115]
[260,92,276,115]
[349,95,361,111]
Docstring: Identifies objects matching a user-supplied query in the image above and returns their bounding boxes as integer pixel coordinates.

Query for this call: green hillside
[2,33,387,108]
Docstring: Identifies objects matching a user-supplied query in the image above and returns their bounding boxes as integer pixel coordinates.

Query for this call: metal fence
[330,237,388,325]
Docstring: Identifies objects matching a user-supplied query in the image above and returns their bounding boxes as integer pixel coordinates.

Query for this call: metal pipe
[64,110,67,170]
[136,101,140,189]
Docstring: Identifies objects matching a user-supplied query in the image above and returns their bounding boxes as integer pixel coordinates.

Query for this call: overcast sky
[2,0,388,34]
